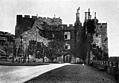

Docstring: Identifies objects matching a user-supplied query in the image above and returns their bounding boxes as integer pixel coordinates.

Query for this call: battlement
[101,23,107,26]
[17,15,38,20]
[68,24,73,28]
[16,14,62,25]
[24,15,30,18]
[101,23,107,24]
[15,14,63,37]
[16,15,37,37]
[97,23,107,29]
[37,16,62,25]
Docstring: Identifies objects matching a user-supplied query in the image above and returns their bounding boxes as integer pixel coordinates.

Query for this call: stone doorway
[63,54,71,63]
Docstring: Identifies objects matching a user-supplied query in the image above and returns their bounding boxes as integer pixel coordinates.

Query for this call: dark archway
[63,53,72,63]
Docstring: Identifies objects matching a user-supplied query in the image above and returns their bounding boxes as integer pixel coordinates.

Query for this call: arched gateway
[63,53,72,63]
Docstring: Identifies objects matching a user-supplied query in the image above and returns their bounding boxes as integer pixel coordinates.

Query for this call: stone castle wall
[15,15,62,37]
[96,23,108,53]
[15,14,80,59]
[15,8,108,61]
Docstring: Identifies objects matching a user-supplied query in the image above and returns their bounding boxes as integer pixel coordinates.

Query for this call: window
[64,35,67,39]
[64,43,71,50]
[64,32,70,40]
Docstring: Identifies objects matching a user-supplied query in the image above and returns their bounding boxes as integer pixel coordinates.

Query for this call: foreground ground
[25,64,116,83]
[0,63,68,83]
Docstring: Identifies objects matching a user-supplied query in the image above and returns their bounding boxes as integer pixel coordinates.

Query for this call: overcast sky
[0,0,119,57]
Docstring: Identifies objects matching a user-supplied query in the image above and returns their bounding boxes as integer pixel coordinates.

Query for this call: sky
[0,0,119,57]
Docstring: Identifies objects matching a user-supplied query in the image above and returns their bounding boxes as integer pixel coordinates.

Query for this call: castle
[15,7,108,63]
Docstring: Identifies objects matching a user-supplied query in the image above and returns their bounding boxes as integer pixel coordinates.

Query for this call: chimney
[94,12,98,23]
[76,7,80,21]
[88,8,90,13]
[75,7,81,26]
[94,12,96,19]
[85,12,88,21]
[88,8,91,19]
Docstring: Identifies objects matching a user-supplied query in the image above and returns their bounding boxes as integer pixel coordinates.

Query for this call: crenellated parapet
[15,15,37,37]
[15,15,63,37]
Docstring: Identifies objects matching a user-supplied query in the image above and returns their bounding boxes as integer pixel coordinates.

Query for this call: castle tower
[85,8,91,22]
[76,7,80,22]
[88,8,91,19]
[94,12,98,24]
[75,7,81,26]
[94,12,96,19]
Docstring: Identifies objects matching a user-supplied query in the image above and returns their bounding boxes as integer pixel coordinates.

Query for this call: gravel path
[25,64,116,83]
[0,64,68,83]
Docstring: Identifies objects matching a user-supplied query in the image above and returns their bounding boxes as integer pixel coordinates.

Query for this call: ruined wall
[96,23,108,53]
[91,22,108,60]
[15,25,50,57]
[38,17,62,25]
[15,15,62,38]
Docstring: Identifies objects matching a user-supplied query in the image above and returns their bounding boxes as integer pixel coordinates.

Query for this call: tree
[47,40,64,62]
[35,42,43,58]
[28,40,37,56]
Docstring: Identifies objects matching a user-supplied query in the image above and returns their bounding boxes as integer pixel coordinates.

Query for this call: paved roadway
[0,63,68,83]
[25,64,116,83]
[0,63,116,83]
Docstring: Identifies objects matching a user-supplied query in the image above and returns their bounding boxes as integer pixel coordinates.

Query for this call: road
[25,64,116,83]
[0,63,68,83]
